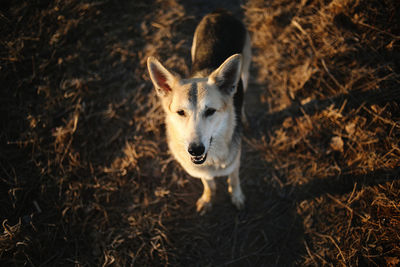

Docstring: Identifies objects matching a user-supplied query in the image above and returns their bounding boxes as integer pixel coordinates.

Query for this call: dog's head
[147,54,242,165]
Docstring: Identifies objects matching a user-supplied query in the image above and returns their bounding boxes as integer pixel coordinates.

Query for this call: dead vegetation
[1,0,399,266]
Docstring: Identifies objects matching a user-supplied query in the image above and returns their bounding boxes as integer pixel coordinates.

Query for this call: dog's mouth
[189,137,212,165]
[191,153,207,165]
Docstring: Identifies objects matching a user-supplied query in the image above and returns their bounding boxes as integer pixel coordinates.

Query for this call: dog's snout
[188,143,205,156]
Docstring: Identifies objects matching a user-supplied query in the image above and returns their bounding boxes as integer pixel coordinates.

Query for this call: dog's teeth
[191,153,207,164]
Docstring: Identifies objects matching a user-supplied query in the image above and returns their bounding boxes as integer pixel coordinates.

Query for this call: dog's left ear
[147,57,177,97]
[208,54,242,96]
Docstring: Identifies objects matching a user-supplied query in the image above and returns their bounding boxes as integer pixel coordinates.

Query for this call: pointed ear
[208,54,242,95]
[147,57,177,97]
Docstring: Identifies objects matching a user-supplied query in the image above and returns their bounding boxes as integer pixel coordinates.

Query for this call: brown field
[1,0,399,266]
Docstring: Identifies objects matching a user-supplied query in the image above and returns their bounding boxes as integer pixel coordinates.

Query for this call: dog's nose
[188,143,205,156]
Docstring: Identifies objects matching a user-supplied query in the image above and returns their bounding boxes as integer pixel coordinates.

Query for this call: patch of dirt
[1,0,399,266]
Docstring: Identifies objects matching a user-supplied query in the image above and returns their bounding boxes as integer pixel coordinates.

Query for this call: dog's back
[191,10,247,75]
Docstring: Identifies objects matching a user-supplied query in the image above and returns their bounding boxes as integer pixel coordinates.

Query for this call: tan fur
[147,15,251,214]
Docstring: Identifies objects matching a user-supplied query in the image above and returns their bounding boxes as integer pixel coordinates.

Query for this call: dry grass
[1,0,399,266]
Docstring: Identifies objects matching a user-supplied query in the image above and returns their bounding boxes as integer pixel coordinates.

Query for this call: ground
[1,0,400,266]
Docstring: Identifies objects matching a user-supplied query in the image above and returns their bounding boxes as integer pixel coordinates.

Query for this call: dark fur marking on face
[188,82,198,106]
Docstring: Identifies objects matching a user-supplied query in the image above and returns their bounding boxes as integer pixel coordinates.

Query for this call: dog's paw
[231,191,245,210]
[196,197,212,215]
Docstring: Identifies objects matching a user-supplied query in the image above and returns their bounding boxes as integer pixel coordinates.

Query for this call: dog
[147,10,251,214]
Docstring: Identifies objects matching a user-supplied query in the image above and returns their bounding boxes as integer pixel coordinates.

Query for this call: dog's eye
[177,110,185,116]
[205,108,216,117]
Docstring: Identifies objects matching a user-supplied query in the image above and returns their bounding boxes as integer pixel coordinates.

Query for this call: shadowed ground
[1,0,399,266]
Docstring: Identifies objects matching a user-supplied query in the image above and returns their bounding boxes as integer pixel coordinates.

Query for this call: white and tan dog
[147,10,251,214]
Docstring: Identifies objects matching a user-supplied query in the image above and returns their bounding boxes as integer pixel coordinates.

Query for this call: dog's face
[147,54,242,165]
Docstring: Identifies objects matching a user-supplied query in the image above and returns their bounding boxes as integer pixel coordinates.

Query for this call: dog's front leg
[196,177,216,215]
[228,163,245,210]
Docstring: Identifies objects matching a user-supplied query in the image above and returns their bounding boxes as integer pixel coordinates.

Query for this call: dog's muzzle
[188,142,207,165]
[188,138,212,165]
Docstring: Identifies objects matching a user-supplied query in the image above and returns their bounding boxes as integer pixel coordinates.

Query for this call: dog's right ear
[147,57,176,97]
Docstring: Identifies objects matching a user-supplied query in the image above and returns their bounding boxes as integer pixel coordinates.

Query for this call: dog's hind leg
[196,177,216,215]
[228,162,245,210]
